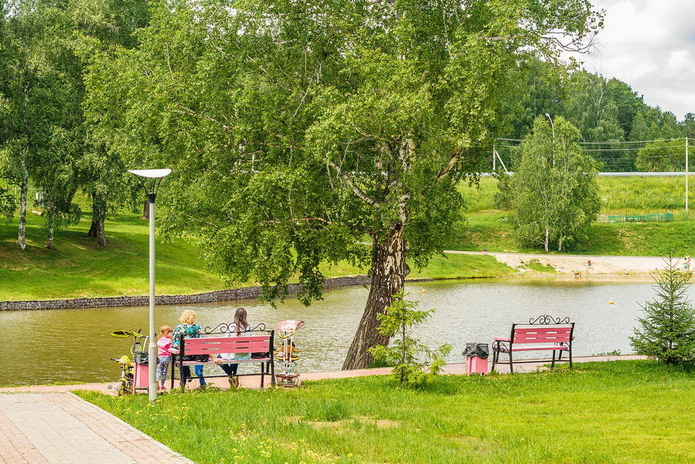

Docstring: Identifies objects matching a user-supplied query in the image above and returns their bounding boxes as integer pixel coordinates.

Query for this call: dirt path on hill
[450,250,674,278]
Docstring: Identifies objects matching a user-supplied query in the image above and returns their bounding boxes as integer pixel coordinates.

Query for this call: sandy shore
[451,250,675,278]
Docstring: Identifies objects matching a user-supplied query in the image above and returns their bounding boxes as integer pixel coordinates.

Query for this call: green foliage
[369,293,451,387]
[0,1,87,248]
[510,115,601,251]
[83,0,604,299]
[635,139,687,172]
[80,361,695,464]
[83,0,602,367]
[631,256,695,365]
[0,186,15,220]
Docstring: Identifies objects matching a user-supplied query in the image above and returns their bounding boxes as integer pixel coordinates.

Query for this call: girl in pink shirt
[156,325,173,390]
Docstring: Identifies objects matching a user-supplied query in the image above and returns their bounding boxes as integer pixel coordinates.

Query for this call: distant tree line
[498,59,695,172]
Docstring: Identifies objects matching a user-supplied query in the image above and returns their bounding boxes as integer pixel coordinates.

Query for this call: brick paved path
[0,393,193,464]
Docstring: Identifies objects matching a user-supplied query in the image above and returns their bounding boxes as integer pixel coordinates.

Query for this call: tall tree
[86,0,602,369]
[71,0,151,245]
[0,0,84,249]
[510,115,600,251]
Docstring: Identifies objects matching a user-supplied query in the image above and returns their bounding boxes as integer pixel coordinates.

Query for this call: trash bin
[464,343,489,375]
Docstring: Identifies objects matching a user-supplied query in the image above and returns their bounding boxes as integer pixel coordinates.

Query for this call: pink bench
[491,316,574,373]
[172,330,275,390]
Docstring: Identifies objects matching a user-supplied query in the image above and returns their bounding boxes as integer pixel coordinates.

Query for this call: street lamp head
[128,168,171,179]
[128,168,171,199]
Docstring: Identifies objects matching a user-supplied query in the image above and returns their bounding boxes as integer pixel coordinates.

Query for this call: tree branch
[325,158,378,207]
[173,103,232,131]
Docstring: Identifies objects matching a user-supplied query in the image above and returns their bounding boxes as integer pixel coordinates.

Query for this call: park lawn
[0,212,514,301]
[0,213,230,300]
[80,360,695,464]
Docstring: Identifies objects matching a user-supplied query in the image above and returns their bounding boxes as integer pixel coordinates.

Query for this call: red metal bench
[491,315,574,373]
[171,327,275,390]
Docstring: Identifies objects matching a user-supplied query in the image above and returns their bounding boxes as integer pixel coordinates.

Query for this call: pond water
[1,278,664,386]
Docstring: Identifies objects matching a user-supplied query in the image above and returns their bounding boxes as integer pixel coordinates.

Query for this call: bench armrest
[494,337,511,342]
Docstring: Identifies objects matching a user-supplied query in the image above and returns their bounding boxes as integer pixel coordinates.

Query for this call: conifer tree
[631,256,695,365]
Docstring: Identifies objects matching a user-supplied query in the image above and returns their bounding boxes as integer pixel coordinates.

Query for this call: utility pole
[686,137,690,213]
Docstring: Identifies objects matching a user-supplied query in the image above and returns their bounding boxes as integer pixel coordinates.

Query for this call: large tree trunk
[87,193,107,246]
[17,176,28,251]
[342,226,409,370]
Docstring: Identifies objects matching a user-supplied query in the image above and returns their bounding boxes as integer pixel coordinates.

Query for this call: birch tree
[511,115,600,251]
[86,0,602,369]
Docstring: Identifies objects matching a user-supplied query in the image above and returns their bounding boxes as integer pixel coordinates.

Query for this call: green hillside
[455,176,695,256]
[1,176,694,301]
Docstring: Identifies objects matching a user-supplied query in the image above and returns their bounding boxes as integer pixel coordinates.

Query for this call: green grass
[0,213,229,300]
[79,361,695,463]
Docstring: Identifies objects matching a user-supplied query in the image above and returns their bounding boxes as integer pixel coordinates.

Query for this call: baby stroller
[275,320,304,388]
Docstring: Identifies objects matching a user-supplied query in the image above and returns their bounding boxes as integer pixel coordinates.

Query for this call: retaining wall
[0,275,372,311]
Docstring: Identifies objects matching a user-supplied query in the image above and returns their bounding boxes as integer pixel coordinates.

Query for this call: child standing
[156,325,173,390]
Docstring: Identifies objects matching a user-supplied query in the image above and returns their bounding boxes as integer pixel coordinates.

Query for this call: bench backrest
[180,334,273,356]
[510,323,574,344]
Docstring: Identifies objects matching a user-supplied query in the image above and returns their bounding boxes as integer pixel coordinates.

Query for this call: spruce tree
[631,256,695,365]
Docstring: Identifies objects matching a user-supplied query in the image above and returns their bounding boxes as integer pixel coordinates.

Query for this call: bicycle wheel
[116,378,128,396]
[116,377,134,396]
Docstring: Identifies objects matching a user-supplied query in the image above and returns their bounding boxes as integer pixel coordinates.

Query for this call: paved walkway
[0,393,193,464]
[0,355,644,464]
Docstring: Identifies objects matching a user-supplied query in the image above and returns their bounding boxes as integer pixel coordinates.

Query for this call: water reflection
[1,279,661,386]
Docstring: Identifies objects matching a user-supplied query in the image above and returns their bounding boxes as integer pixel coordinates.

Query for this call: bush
[368,292,451,387]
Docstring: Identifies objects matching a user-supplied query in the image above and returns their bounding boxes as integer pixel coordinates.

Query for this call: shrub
[369,292,451,387]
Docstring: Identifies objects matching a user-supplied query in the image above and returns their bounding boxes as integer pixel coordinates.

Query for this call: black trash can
[463,343,489,375]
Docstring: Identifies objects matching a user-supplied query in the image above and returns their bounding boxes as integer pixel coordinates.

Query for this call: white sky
[580,0,695,120]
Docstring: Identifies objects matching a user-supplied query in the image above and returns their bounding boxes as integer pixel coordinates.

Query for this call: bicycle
[109,329,149,396]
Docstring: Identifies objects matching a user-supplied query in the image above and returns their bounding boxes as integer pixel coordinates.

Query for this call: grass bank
[80,360,695,464]
[2,175,694,301]
[0,213,229,300]
[456,176,695,255]
[0,212,514,301]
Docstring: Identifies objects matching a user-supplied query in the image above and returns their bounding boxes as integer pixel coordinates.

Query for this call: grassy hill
[455,175,695,256]
[1,175,693,301]
[0,211,513,301]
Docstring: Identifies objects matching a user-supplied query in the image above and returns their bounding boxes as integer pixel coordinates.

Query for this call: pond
[1,278,663,386]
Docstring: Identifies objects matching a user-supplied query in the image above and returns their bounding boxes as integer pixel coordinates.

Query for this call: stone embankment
[1,253,674,311]
[0,275,371,311]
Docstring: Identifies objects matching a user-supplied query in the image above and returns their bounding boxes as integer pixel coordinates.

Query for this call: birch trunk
[17,167,28,251]
[342,226,409,370]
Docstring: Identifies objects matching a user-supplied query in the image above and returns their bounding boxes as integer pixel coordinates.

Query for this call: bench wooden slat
[512,327,572,344]
[498,345,569,352]
[183,337,271,355]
